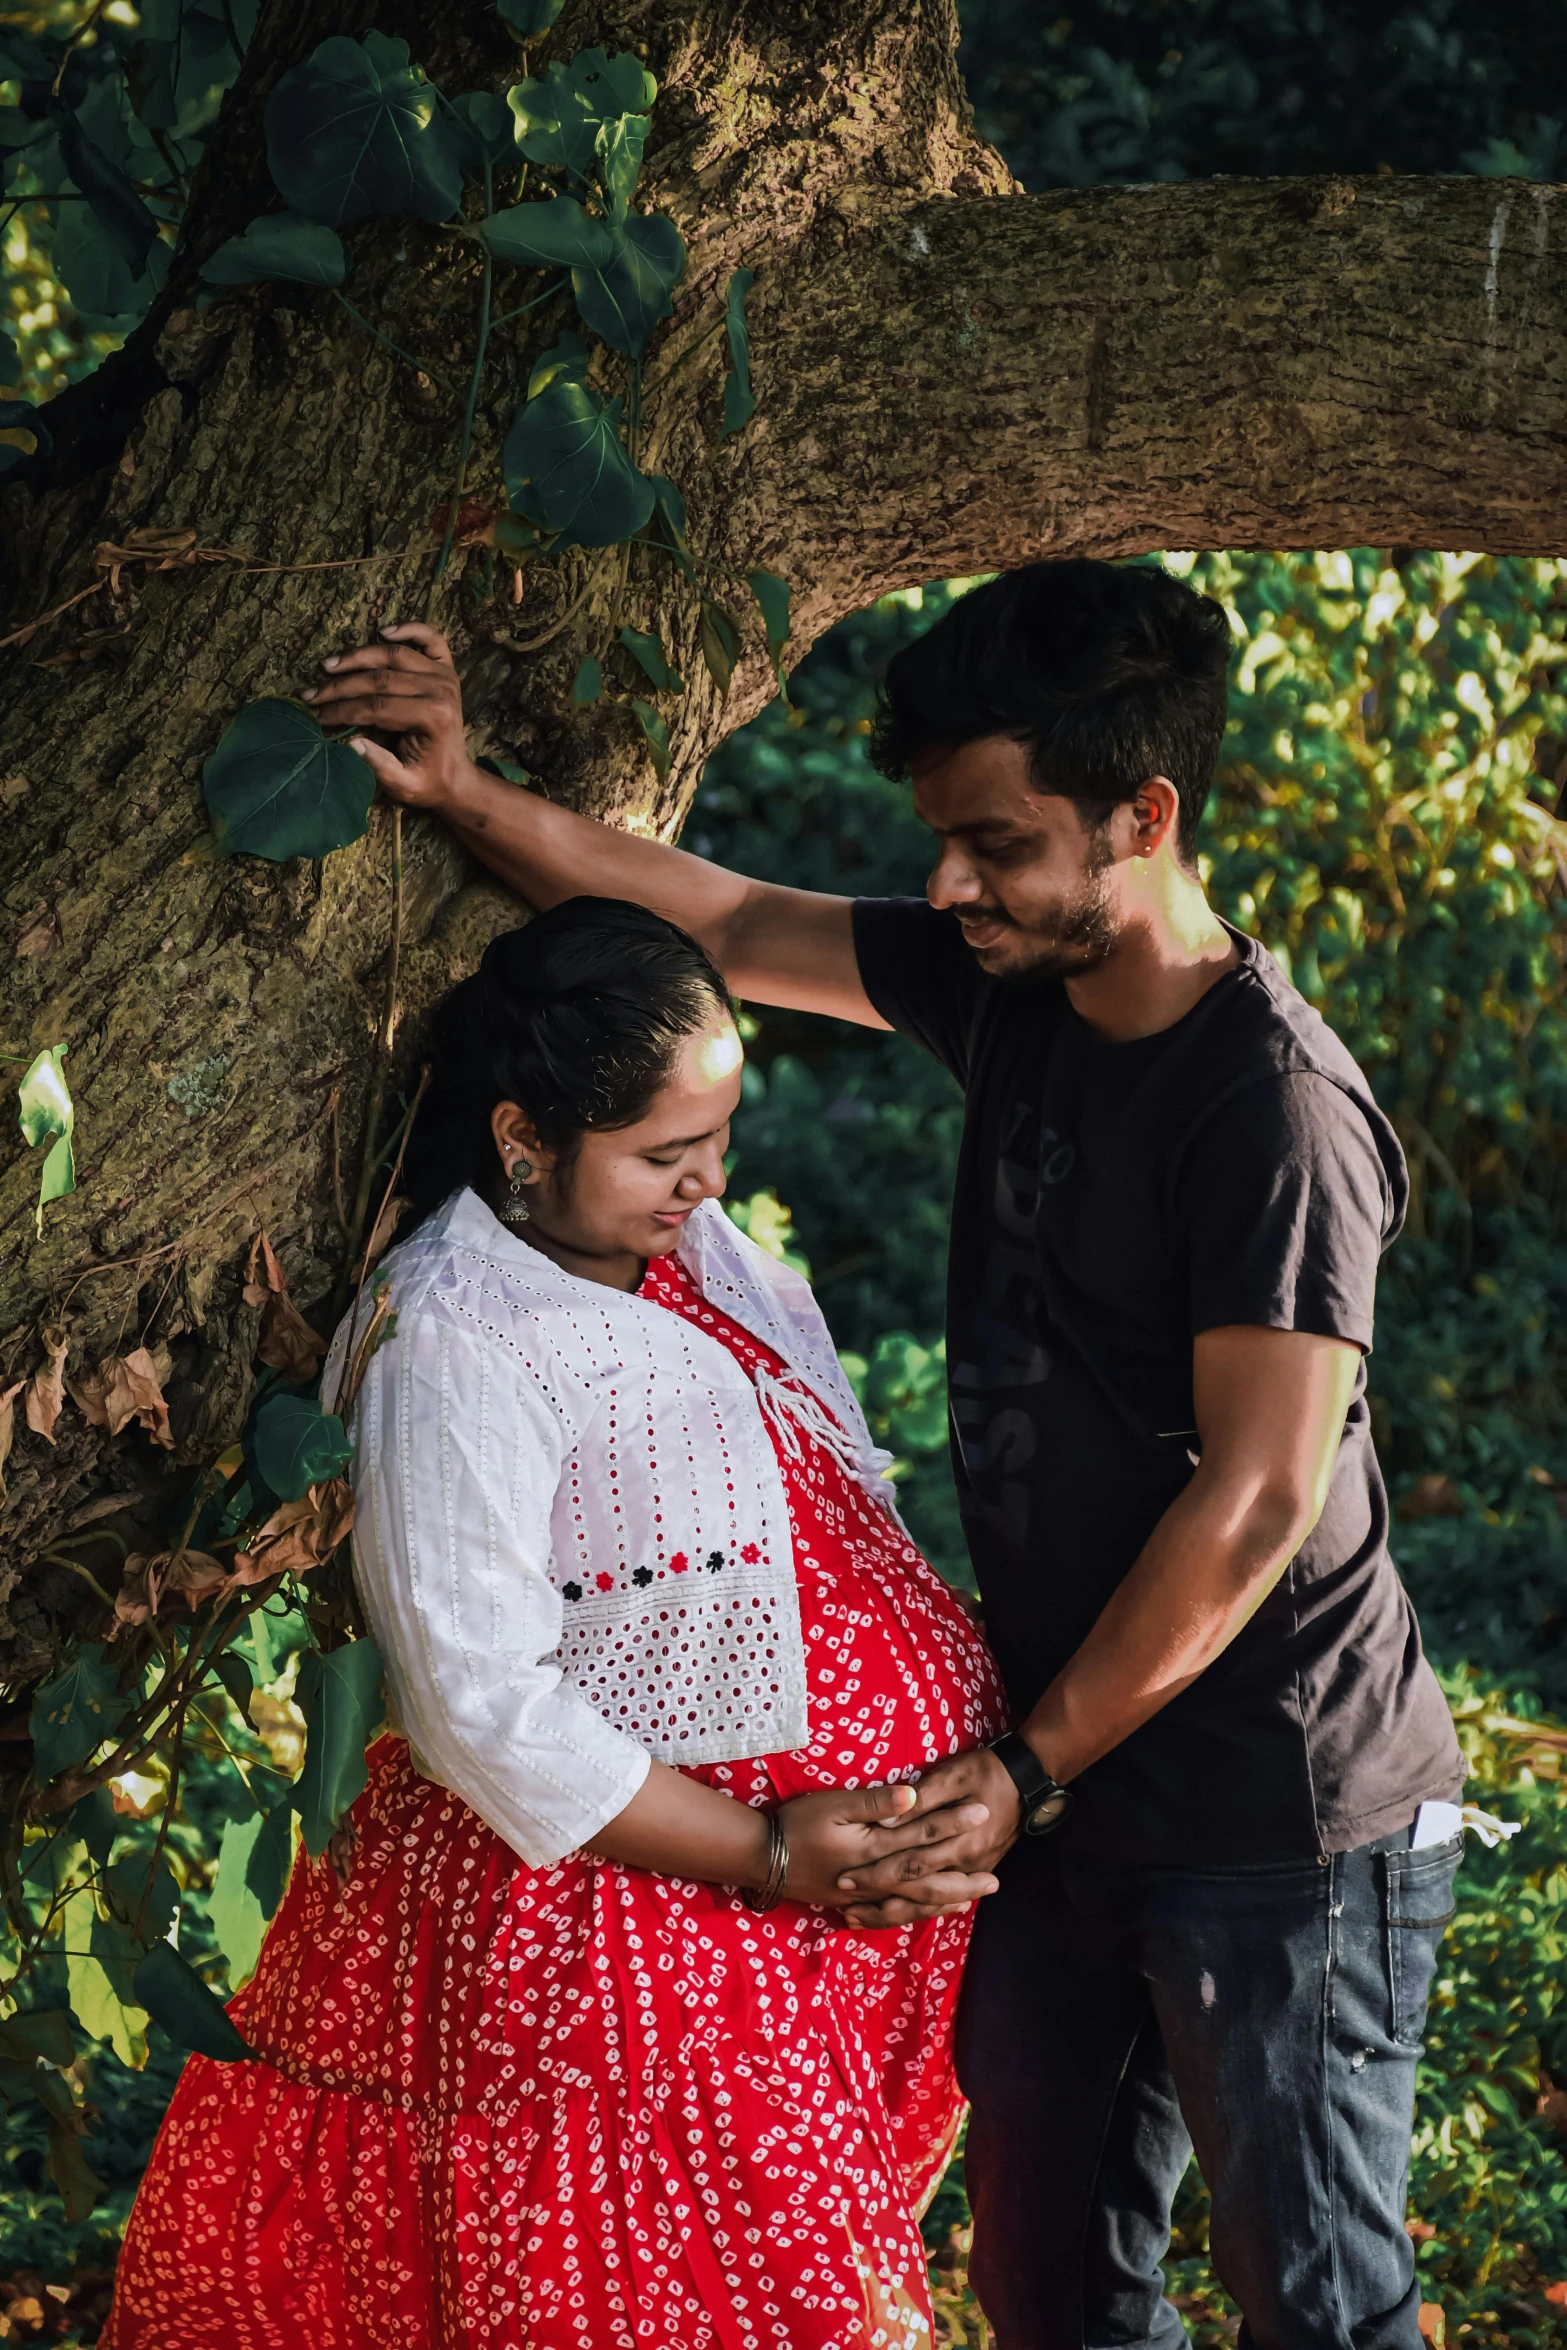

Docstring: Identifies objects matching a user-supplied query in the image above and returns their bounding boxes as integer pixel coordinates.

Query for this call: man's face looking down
[911,734,1173,985]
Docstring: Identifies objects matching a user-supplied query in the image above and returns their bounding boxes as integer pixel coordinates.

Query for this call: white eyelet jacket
[334,1187,897,1869]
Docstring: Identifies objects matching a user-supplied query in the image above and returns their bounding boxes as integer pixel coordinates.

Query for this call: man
[308,560,1466,2350]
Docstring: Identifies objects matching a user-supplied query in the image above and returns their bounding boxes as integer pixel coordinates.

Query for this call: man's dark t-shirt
[854,899,1463,1862]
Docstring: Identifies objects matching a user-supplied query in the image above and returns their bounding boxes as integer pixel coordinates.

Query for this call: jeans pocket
[1383,1834,1462,2049]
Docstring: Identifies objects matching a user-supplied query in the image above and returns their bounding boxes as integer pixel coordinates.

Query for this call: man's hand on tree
[834,1746,1022,1929]
[304,621,474,809]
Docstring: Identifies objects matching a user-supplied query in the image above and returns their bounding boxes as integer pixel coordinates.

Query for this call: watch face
[1024,1789,1072,1836]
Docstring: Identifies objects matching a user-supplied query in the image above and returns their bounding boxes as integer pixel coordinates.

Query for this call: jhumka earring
[501,1155,534,1227]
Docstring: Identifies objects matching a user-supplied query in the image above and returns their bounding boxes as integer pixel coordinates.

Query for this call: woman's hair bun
[402,896,732,1222]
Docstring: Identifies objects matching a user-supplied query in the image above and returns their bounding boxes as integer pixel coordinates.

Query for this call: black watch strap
[989,1731,1073,1837]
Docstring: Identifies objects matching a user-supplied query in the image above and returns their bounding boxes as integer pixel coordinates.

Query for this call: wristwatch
[988,1732,1073,1837]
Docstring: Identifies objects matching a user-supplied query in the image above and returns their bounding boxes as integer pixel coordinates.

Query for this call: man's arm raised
[305,623,889,1028]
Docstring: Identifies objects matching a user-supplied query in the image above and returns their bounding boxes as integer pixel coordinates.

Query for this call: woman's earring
[501,1155,534,1227]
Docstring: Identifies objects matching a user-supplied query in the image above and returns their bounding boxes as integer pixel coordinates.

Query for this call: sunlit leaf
[720,264,757,439]
[30,1645,130,1787]
[507,48,656,181]
[16,1045,74,1236]
[250,1389,352,1504]
[596,112,648,223]
[203,698,376,862]
[103,1851,179,1946]
[481,194,614,271]
[496,0,565,34]
[618,626,681,694]
[201,212,347,289]
[65,1942,145,2069]
[132,1940,253,2061]
[294,1639,384,1857]
[526,328,589,398]
[571,212,685,358]
[503,378,655,548]
[210,1811,267,1987]
[630,698,671,782]
[264,31,463,226]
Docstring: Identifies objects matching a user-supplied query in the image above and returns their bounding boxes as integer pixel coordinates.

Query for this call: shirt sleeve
[1174,1073,1394,1351]
[852,896,986,1085]
[348,1311,651,1866]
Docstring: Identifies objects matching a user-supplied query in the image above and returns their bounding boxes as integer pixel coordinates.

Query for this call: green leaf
[0,398,50,476]
[51,206,170,327]
[448,90,517,172]
[596,112,648,223]
[526,329,589,398]
[507,48,656,181]
[45,2117,101,2225]
[68,1788,118,1870]
[629,698,670,783]
[747,567,792,693]
[264,31,463,227]
[65,1942,145,2069]
[53,105,160,276]
[16,1045,74,1236]
[250,1389,352,1504]
[245,1790,297,1918]
[0,2010,74,2074]
[103,1852,179,1946]
[503,379,655,549]
[699,602,738,698]
[294,1640,384,1857]
[210,1813,268,1987]
[571,655,602,705]
[719,265,757,439]
[29,1645,129,1787]
[618,626,681,695]
[571,212,685,358]
[200,212,346,290]
[203,698,376,862]
[212,1650,255,1716]
[132,1940,253,2061]
[0,328,18,384]
[481,194,614,271]
[496,0,565,34]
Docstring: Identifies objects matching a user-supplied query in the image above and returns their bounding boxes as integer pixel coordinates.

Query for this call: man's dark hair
[871,560,1233,861]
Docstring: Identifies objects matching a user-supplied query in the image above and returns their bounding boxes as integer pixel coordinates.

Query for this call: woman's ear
[490,1100,550,1184]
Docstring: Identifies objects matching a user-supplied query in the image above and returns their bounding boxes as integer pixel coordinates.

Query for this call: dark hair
[402,897,732,1221]
[871,559,1233,860]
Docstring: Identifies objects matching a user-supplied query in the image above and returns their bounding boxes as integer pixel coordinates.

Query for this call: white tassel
[753,1367,897,1505]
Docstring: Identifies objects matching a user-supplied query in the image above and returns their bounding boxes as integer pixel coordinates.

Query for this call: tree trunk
[0,0,1563,1637]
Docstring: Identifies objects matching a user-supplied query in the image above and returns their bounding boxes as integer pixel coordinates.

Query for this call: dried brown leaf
[242,1228,286,1310]
[112,1546,229,1633]
[237,1477,355,1578]
[0,1381,24,1505]
[24,1325,69,1445]
[68,1347,173,1449]
[256,1290,327,1381]
[364,1193,408,1267]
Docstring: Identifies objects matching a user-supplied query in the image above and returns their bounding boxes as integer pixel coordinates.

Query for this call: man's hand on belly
[835,1748,1021,1928]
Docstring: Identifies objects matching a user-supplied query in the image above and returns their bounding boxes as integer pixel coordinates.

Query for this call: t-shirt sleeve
[1174,1072,1394,1351]
[852,897,985,1084]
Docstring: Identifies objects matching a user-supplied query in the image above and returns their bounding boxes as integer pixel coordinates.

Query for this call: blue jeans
[955,1826,1463,2350]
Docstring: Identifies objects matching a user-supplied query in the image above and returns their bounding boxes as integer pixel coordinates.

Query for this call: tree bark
[0,0,1563,1633]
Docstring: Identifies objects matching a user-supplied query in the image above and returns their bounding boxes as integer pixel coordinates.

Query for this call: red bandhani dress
[104,1251,1005,2350]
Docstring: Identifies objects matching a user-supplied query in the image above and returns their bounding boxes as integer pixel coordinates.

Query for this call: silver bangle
[742,1810,788,1912]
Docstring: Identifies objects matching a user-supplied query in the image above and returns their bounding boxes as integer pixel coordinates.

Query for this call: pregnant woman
[105,897,1005,2350]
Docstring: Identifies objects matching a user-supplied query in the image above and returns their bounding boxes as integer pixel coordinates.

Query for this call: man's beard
[984,836,1122,985]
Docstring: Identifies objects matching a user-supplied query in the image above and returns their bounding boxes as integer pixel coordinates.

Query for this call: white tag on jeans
[1411,1801,1463,1848]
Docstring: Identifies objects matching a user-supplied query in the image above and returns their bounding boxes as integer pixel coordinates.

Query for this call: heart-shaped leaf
[447,90,517,172]
[481,193,614,271]
[132,1940,253,2061]
[250,1388,352,1504]
[30,1644,129,1787]
[52,101,160,275]
[51,206,170,326]
[720,264,757,439]
[507,48,656,181]
[294,1639,384,1857]
[104,1852,179,1946]
[596,112,648,222]
[264,31,462,226]
[497,0,565,34]
[503,378,655,548]
[203,699,376,862]
[571,212,685,357]
[201,212,347,290]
